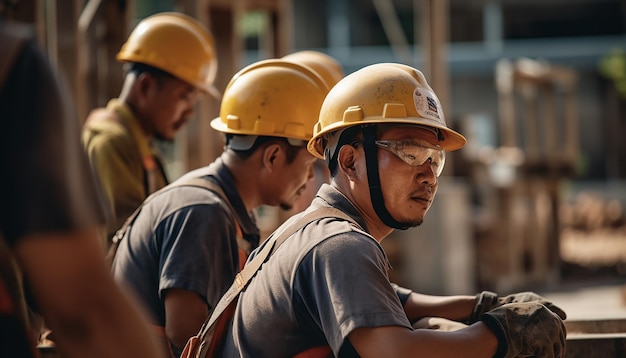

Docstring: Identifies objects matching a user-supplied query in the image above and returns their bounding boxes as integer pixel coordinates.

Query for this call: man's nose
[418,161,437,185]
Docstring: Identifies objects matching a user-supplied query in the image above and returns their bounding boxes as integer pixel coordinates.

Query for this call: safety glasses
[374,139,446,177]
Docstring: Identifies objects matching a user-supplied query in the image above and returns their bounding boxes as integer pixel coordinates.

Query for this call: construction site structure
[7,0,292,175]
[466,57,580,292]
[5,1,626,356]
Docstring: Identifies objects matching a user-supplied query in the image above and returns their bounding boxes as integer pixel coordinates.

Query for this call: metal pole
[76,0,103,122]
[419,0,451,173]
[419,0,449,119]
[372,0,411,63]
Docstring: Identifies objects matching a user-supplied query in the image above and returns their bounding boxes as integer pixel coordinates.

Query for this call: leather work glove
[412,317,468,332]
[480,301,567,358]
[469,291,567,323]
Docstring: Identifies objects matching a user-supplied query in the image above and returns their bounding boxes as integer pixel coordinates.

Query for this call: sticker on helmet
[413,87,443,123]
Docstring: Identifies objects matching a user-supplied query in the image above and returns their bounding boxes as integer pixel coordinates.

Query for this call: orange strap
[0,279,13,313]
[238,249,248,271]
[293,345,332,358]
[205,300,237,357]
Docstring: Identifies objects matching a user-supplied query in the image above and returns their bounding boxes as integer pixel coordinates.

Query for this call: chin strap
[362,125,410,230]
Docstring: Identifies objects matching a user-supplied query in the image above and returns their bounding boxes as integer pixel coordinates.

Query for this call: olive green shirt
[82,99,168,245]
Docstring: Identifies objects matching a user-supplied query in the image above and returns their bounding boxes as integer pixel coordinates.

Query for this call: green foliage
[599,48,626,98]
[135,0,174,18]
[239,11,268,38]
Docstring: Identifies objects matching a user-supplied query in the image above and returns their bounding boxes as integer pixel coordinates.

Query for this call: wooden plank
[566,318,626,334]
[566,333,626,357]
[566,318,626,357]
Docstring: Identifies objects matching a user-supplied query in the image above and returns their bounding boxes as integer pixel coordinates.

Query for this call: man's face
[146,76,202,141]
[263,146,318,211]
[375,125,441,227]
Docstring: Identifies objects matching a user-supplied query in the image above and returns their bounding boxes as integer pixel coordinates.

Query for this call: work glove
[412,317,468,332]
[480,301,567,358]
[469,290,567,324]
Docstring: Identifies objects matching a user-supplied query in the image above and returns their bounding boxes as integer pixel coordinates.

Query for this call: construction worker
[218,63,567,357]
[0,14,165,358]
[82,12,219,247]
[110,59,329,356]
[281,50,345,214]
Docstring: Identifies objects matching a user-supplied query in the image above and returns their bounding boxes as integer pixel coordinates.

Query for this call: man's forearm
[403,292,476,323]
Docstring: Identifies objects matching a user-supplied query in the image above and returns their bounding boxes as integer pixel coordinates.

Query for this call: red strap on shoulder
[293,345,332,358]
[237,249,247,271]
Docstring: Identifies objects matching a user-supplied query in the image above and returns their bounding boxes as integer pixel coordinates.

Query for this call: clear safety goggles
[373,139,446,177]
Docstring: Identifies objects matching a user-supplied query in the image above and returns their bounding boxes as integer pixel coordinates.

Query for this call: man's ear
[261,143,282,171]
[337,145,359,181]
[136,72,156,99]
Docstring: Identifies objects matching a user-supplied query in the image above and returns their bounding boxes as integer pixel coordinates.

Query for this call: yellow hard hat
[282,50,344,88]
[210,59,329,146]
[308,63,466,159]
[116,12,219,96]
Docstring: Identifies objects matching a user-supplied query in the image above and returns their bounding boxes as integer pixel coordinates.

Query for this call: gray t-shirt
[111,159,260,328]
[222,184,412,357]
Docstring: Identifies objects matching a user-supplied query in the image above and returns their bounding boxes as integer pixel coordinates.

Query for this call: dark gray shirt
[111,158,260,329]
[222,184,412,357]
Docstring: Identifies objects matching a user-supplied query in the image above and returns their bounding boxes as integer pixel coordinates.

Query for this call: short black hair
[225,134,304,164]
[125,62,175,85]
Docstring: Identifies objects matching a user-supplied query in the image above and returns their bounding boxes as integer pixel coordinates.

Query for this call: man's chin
[399,218,423,228]
[279,202,294,211]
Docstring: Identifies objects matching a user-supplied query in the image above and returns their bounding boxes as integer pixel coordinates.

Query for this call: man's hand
[470,291,567,323]
[498,292,567,320]
[480,301,567,358]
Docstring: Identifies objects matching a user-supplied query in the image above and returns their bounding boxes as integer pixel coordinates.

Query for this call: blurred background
[5,0,626,301]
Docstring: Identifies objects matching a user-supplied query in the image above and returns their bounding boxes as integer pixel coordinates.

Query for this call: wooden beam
[566,333,626,357]
[76,0,127,123]
[76,0,103,123]
[566,318,626,334]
